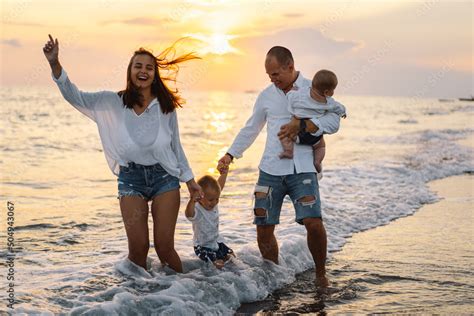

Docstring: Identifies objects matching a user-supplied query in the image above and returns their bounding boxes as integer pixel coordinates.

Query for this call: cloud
[234,28,361,57]
[101,17,163,26]
[282,13,304,18]
[1,39,21,47]
[2,21,46,27]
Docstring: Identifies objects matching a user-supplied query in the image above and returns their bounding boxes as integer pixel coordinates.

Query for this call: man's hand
[278,117,319,140]
[217,153,232,174]
[278,117,300,140]
[218,164,229,175]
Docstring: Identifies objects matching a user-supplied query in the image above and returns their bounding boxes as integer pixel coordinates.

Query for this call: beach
[1,0,473,313]
[1,88,472,314]
[238,173,474,314]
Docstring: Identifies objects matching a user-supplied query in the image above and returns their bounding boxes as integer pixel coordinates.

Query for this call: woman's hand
[43,34,62,79]
[186,179,204,201]
[43,34,59,64]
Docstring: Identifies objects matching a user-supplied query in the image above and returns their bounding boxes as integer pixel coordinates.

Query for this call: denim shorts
[253,169,321,225]
[117,162,180,202]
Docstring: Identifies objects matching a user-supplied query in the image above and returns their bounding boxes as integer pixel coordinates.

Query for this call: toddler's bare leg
[279,137,294,159]
[313,137,326,173]
[213,259,225,269]
[224,251,236,262]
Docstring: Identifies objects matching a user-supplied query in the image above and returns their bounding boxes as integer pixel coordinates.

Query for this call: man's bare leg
[256,224,279,264]
[303,216,329,287]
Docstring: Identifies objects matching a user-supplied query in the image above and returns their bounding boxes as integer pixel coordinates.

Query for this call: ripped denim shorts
[253,169,321,225]
[117,162,180,202]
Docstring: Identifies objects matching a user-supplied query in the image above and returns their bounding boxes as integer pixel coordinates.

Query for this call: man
[217,46,340,286]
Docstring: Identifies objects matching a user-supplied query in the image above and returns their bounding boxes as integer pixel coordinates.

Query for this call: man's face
[265,56,295,91]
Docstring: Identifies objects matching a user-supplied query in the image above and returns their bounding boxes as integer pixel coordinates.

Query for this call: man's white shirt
[227,72,341,176]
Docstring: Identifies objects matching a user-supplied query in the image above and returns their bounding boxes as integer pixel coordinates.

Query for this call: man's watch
[226,152,234,161]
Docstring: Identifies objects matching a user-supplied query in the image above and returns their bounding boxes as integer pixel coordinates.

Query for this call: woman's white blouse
[52,69,194,182]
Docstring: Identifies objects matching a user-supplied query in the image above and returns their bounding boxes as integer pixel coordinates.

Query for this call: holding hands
[217,162,229,175]
[217,153,232,175]
[186,179,204,201]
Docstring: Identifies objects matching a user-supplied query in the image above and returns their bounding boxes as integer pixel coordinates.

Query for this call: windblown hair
[119,41,200,114]
[266,46,294,66]
[312,69,338,93]
[197,175,221,192]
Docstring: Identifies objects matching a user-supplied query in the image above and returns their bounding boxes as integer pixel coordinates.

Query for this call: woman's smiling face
[130,53,156,89]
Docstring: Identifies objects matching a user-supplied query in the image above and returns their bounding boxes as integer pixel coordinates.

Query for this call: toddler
[185,167,235,269]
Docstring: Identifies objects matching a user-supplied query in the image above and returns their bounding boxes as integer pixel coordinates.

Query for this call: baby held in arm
[280,69,347,176]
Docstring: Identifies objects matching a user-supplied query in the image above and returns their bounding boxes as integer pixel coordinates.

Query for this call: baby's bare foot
[315,163,322,173]
[213,260,225,269]
[223,252,236,262]
[279,151,293,159]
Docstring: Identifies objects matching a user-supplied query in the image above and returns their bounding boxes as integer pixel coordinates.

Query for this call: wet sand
[237,174,474,314]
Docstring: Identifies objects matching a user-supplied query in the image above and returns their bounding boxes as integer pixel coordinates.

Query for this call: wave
[15,223,57,231]
[15,222,94,232]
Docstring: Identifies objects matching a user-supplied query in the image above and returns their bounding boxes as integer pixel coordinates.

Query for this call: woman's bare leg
[151,189,183,273]
[120,196,150,269]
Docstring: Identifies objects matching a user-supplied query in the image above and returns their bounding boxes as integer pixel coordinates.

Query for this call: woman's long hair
[119,41,199,114]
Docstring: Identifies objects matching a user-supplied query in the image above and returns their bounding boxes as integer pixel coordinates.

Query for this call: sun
[187,33,239,56]
[207,33,237,55]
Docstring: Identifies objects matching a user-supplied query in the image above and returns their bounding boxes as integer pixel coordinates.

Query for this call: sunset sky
[1,0,472,97]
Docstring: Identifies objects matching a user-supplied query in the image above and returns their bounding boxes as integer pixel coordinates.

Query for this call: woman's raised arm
[42,34,118,122]
[43,34,62,79]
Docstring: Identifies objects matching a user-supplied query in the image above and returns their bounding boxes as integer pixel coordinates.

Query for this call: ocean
[1,86,473,314]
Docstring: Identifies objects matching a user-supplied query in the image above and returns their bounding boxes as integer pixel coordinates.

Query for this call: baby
[185,167,235,269]
[280,69,346,176]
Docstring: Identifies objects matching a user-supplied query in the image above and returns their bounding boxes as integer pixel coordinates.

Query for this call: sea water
[0,87,472,314]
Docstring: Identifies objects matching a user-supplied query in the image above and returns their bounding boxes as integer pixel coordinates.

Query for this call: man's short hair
[312,69,338,92]
[197,175,221,192]
[266,46,294,66]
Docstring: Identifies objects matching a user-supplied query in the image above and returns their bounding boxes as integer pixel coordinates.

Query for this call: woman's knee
[129,240,150,257]
[154,240,174,256]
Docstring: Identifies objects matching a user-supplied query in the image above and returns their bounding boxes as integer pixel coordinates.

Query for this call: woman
[42,34,203,272]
